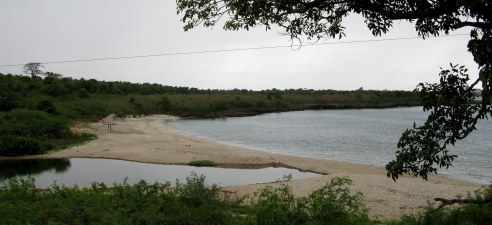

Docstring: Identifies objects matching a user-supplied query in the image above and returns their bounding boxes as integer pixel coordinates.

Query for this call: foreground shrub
[388,185,492,225]
[308,177,369,225]
[0,174,236,225]
[250,177,307,225]
[248,177,371,225]
[5,174,488,225]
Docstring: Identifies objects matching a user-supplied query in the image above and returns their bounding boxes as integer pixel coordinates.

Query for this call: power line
[0,33,468,67]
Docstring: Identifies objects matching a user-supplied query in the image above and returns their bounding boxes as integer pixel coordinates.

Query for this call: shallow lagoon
[0,158,320,188]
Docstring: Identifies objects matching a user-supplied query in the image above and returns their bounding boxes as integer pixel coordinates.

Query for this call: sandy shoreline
[42,115,482,220]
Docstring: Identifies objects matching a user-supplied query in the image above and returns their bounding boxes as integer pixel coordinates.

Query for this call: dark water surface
[0,158,320,188]
[167,107,492,184]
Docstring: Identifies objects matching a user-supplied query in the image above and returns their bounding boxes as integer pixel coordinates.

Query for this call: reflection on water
[0,159,71,182]
[0,158,320,188]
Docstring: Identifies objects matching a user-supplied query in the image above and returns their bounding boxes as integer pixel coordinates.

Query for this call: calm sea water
[166,107,492,184]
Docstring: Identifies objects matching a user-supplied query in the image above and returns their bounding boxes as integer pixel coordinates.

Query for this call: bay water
[166,107,492,184]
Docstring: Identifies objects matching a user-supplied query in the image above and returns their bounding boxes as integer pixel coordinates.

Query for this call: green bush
[189,160,216,167]
[36,99,57,114]
[250,177,306,225]
[0,109,69,139]
[4,175,488,225]
[249,177,371,225]
[0,88,17,111]
[0,109,74,156]
[78,88,90,98]
[0,174,236,225]
[159,95,172,112]
[308,177,369,225]
[388,185,492,225]
[175,173,223,207]
[0,136,45,156]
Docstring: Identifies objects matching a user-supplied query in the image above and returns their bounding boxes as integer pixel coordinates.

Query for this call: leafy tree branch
[385,64,490,180]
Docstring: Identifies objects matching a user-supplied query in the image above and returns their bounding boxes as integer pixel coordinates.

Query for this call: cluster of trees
[0,72,200,105]
[0,72,420,117]
[0,72,418,103]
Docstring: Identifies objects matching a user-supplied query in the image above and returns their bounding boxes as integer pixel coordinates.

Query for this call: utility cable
[0,33,468,67]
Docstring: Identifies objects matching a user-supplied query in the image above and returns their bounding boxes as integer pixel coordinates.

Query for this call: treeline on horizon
[0,72,420,118]
[0,72,419,157]
[0,71,421,95]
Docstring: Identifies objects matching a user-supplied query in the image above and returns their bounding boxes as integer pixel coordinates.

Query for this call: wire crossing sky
[0,34,468,68]
[0,1,477,90]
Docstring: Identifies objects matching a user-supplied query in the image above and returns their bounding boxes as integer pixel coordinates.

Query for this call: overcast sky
[0,0,478,91]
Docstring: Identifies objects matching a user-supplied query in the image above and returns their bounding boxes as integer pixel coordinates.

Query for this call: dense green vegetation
[388,186,492,225]
[0,174,234,225]
[1,175,490,225]
[0,72,419,156]
[189,160,216,167]
[0,175,370,225]
[0,72,419,120]
[0,109,94,157]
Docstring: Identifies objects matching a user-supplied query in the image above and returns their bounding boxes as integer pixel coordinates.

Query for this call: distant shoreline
[36,114,481,220]
[179,102,421,118]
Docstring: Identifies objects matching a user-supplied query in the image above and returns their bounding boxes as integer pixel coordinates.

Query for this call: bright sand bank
[45,115,483,220]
